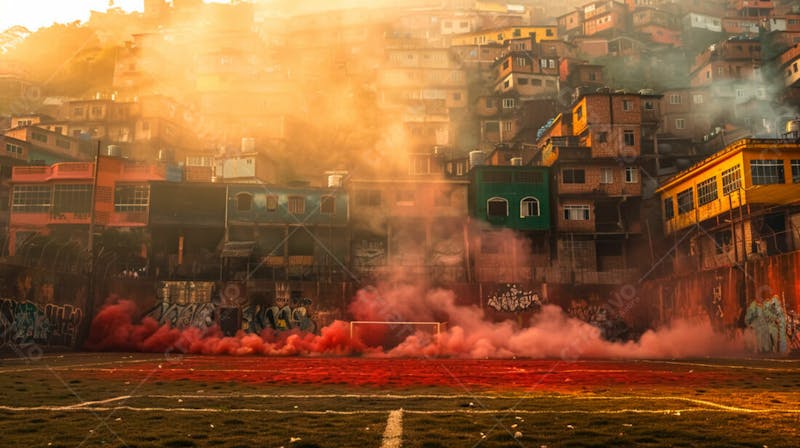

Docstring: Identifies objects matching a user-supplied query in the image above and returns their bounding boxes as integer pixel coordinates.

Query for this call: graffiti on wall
[567,298,631,342]
[0,299,83,346]
[745,295,790,353]
[243,296,317,334]
[486,284,542,313]
[146,302,216,330]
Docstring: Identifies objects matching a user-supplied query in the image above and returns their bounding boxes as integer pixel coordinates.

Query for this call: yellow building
[657,138,800,270]
[449,26,557,46]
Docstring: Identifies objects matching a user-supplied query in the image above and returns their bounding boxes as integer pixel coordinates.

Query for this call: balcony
[541,136,589,166]
[12,163,94,182]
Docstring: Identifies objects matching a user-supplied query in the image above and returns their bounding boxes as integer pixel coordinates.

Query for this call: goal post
[350,320,447,340]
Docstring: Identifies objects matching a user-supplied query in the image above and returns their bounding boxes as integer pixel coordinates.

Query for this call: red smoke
[86,285,747,359]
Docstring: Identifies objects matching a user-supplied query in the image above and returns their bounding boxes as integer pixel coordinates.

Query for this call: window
[677,188,694,214]
[562,168,585,184]
[487,197,508,217]
[410,156,430,175]
[693,94,704,104]
[483,171,512,183]
[598,131,608,143]
[502,98,515,108]
[6,143,23,155]
[266,195,278,211]
[563,205,590,220]
[503,60,510,70]
[514,57,526,67]
[235,193,253,211]
[31,132,48,143]
[714,230,732,254]
[625,167,638,183]
[288,196,306,214]
[623,100,633,111]
[73,107,84,116]
[600,168,613,184]
[503,79,510,88]
[643,100,654,110]
[503,121,513,132]
[452,92,461,101]
[320,195,335,214]
[623,130,635,146]
[675,118,685,129]
[356,189,381,206]
[792,160,800,183]
[520,197,540,217]
[91,106,102,116]
[518,77,529,85]
[750,160,785,185]
[396,190,415,206]
[114,185,149,212]
[575,105,583,120]
[721,165,742,195]
[663,197,674,220]
[669,94,682,104]
[56,139,71,150]
[696,177,718,206]
[514,171,543,184]
[53,184,92,215]
[12,185,51,213]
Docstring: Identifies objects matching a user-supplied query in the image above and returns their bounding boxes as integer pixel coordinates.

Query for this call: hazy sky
[0,0,233,32]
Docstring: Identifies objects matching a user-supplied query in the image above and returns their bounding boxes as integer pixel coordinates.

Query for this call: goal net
[349,321,446,350]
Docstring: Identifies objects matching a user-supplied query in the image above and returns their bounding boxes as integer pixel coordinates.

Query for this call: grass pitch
[0,352,798,447]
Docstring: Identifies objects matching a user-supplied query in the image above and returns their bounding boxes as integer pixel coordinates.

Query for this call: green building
[469,165,551,231]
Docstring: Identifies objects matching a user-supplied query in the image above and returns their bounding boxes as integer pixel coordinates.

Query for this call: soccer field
[0,353,799,447]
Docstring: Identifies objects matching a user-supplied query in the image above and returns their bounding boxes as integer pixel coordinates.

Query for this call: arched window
[487,197,508,217]
[520,197,540,217]
[236,193,253,211]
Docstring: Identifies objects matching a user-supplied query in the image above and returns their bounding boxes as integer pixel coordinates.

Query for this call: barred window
[791,160,800,183]
[677,188,694,214]
[12,185,51,213]
[663,197,674,220]
[115,185,150,212]
[288,196,306,214]
[750,159,784,185]
[696,177,718,206]
[514,171,543,184]
[320,195,335,214]
[53,184,92,215]
[483,171,512,183]
[266,195,278,211]
[721,165,742,195]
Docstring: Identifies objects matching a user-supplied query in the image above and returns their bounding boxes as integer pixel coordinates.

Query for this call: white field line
[381,409,403,448]
[0,406,797,415]
[0,358,163,374]
[640,360,800,372]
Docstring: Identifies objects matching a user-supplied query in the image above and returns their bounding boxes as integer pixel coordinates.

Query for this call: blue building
[223,183,349,281]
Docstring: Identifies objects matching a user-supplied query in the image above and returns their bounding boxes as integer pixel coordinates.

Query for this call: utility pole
[83,141,101,345]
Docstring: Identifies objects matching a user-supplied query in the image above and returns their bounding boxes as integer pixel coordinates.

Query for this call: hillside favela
[2,1,800,447]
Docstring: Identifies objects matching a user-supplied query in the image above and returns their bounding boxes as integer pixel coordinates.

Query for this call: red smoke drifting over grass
[86,286,747,359]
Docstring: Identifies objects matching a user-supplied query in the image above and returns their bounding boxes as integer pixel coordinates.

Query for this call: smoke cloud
[86,286,747,359]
